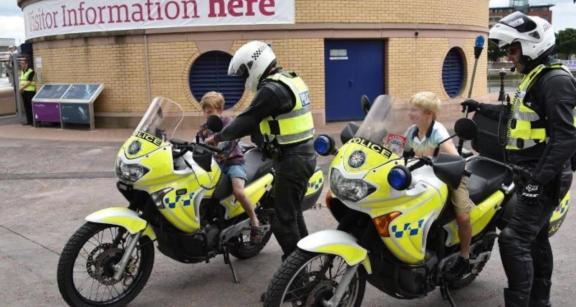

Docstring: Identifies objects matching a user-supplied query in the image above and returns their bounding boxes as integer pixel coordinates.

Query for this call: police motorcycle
[263,95,571,307]
[56,97,324,307]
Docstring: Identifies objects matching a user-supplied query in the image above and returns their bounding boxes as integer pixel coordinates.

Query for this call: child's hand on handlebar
[204,135,218,146]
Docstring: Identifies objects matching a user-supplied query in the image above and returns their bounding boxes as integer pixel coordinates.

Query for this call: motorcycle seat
[466,157,513,204]
[212,148,274,200]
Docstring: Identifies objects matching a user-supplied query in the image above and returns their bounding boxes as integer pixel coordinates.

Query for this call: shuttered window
[189,51,244,109]
[442,48,466,98]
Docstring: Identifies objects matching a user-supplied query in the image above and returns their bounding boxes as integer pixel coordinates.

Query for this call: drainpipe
[144,34,152,103]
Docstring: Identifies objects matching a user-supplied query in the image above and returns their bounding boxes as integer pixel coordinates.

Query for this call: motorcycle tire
[264,249,365,307]
[449,253,490,290]
[229,227,273,259]
[229,211,273,260]
[57,222,154,307]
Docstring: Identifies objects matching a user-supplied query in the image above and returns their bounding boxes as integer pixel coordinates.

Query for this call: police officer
[462,12,576,307]
[18,56,36,125]
[205,41,317,260]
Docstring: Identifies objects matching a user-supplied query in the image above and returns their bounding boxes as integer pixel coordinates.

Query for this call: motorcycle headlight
[330,168,376,202]
[115,159,149,183]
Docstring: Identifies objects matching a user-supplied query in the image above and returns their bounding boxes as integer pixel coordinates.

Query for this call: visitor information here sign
[24,0,295,39]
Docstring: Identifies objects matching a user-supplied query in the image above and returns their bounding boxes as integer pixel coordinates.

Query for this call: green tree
[488,39,507,62]
[557,28,576,58]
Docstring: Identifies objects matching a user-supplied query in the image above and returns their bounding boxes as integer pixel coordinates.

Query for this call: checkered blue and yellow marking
[391,219,425,238]
[555,199,570,215]
[308,177,324,190]
[164,192,195,209]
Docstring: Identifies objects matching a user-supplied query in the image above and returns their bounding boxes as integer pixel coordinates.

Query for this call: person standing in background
[19,56,36,125]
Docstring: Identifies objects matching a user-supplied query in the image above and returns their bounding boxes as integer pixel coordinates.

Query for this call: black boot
[529,278,551,307]
[504,288,530,307]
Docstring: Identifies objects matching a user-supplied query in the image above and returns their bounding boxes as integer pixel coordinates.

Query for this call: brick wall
[296,0,488,27]
[31,0,488,127]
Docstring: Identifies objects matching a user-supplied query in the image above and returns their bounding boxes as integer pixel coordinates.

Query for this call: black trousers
[499,167,572,307]
[21,91,35,125]
[270,151,316,259]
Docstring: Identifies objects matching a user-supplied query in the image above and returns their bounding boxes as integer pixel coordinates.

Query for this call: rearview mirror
[454,118,477,141]
[340,122,359,144]
[206,115,224,132]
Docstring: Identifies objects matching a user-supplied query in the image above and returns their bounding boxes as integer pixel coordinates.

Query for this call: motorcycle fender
[86,207,157,240]
[297,230,372,274]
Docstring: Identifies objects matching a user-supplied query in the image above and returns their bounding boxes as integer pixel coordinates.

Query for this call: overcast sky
[0,0,574,46]
[0,0,24,45]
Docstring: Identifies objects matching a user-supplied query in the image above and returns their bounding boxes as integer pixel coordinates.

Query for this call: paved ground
[1,123,575,307]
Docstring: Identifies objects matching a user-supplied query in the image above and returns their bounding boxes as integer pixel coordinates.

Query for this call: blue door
[325,40,384,121]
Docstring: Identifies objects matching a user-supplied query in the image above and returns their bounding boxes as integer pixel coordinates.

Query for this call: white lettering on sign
[24,0,295,40]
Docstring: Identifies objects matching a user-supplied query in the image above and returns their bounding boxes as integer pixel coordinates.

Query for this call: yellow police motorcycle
[263,95,571,307]
[56,97,324,307]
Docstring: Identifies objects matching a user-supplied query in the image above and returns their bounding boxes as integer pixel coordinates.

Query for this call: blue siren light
[314,135,334,156]
[388,166,412,191]
[475,35,485,48]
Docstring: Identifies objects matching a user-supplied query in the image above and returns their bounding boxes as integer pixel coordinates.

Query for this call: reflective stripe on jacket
[506,63,573,150]
[19,68,36,92]
[259,72,315,145]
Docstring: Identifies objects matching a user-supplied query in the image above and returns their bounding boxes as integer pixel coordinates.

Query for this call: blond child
[198,91,265,243]
[404,91,474,277]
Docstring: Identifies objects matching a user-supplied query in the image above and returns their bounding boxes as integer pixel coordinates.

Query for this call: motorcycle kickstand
[222,245,239,284]
[440,278,457,307]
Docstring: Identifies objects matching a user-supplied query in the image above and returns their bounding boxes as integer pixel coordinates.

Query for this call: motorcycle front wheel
[264,249,365,307]
[57,222,154,307]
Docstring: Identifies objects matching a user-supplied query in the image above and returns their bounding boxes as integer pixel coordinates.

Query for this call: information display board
[32,83,104,129]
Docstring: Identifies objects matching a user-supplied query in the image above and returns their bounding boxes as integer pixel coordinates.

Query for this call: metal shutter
[189,51,244,109]
[442,48,465,98]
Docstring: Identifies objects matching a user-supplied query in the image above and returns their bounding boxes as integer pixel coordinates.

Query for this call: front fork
[323,264,359,307]
[113,231,142,281]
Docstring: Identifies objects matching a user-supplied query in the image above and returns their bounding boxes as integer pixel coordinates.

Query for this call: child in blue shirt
[404,91,474,277]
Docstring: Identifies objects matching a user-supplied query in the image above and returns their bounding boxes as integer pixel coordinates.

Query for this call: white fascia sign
[24,0,295,39]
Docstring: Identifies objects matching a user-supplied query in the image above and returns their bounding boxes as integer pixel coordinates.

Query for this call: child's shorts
[450,176,474,214]
[222,164,248,181]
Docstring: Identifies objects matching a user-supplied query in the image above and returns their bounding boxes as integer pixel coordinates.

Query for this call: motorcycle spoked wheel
[229,216,273,260]
[449,247,493,290]
[264,249,366,307]
[57,222,154,307]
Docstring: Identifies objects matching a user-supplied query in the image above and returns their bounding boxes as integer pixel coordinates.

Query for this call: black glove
[519,179,543,204]
[461,99,480,113]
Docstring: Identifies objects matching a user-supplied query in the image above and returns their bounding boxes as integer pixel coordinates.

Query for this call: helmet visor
[499,11,537,33]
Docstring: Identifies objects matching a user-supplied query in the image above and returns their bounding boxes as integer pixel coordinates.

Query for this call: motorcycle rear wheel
[264,249,365,307]
[57,222,154,307]
[229,212,273,259]
[449,249,492,290]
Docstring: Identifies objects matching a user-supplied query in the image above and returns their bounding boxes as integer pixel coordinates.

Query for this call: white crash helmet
[228,41,276,92]
[489,11,555,60]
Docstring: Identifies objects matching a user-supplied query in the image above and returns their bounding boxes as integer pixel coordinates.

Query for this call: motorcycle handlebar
[171,140,223,155]
[408,157,432,171]
[195,142,223,154]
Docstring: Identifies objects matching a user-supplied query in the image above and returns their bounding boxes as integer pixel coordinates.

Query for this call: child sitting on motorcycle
[404,91,474,278]
[198,91,266,243]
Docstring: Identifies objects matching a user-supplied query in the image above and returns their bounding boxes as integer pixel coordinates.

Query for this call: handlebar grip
[408,159,427,171]
[196,143,223,154]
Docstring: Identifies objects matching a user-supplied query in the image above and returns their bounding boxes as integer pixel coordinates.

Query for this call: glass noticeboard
[61,84,103,102]
[33,83,104,104]
[32,83,104,129]
[34,84,70,102]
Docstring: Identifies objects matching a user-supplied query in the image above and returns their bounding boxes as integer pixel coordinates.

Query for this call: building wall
[28,0,489,127]
[296,0,488,26]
